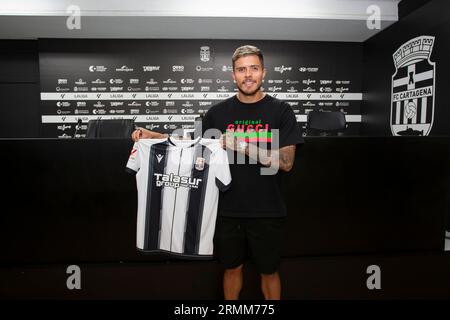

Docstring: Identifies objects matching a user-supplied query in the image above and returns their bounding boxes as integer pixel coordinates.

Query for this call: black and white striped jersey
[126,136,231,258]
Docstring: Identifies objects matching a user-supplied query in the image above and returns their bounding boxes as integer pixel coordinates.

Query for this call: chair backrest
[306,111,347,136]
[86,119,135,138]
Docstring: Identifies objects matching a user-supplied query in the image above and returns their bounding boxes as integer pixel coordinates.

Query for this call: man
[132,45,303,300]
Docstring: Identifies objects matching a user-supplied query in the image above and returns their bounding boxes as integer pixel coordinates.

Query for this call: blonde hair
[232,45,264,69]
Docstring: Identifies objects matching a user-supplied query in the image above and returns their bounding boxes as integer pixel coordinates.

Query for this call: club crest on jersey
[390,35,436,136]
[195,157,205,171]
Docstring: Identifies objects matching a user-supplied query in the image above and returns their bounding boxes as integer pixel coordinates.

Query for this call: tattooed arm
[220,132,297,172]
[247,144,296,172]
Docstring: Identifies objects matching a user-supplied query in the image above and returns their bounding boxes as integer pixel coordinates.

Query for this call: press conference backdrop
[39,39,363,138]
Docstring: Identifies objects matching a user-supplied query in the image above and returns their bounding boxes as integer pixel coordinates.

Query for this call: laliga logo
[390,36,436,136]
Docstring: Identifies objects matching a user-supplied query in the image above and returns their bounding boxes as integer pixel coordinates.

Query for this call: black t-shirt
[202,94,304,218]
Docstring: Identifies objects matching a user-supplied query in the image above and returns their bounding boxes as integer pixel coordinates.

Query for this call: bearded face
[232,55,266,97]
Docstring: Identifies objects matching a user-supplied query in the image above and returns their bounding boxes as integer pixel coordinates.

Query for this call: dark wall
[398,0,433,19]
[361,0,450,136]
[0,40,40,138]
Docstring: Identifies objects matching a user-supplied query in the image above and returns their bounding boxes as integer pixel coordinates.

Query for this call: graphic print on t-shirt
[201,94,304,218]
[126,137,231,258]
[226,119,272,143]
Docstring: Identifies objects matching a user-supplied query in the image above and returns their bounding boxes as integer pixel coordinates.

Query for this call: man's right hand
[131,127,168,142]
[132,127,152,142]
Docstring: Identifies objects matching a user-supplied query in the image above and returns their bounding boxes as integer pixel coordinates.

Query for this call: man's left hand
[220,131,244,152]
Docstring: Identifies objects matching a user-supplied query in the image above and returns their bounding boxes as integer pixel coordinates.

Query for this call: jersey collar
[167,136,201,148]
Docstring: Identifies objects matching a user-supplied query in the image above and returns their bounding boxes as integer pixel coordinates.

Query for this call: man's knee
[260,271,279,279]
[225,264,243,275]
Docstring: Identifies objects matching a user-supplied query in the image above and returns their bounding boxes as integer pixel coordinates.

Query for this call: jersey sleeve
[211,147,232,192]
[125,142,141,174]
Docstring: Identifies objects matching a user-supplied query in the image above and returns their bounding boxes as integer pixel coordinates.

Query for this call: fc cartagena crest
[195,157,205,171]
[200,46,210,62]
[391,35,436,136]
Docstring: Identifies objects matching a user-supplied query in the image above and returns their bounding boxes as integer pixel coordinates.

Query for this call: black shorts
[214,216,285,275]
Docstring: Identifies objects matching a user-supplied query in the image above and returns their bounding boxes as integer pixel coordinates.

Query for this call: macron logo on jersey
[154,173,202,189]
[156,154,164,163]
